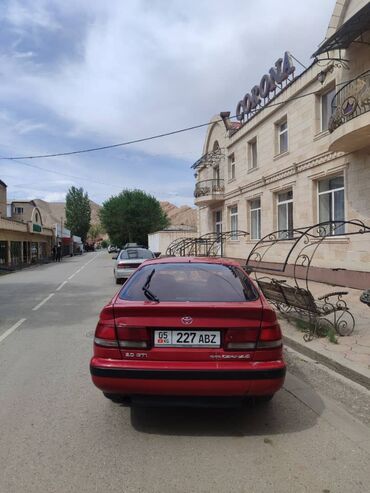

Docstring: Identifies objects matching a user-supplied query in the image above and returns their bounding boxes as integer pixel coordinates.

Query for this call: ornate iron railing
[246,220,370,290]
[194,179,225,198]
[165,230,249,257]
[329,70,370,132]
[191,147,225,170]
[246,220,370,341]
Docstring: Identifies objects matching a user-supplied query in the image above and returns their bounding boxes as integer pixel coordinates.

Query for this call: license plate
[154,330,220,348]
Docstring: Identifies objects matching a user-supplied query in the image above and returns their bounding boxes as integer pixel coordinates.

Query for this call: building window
[230,206,238,240]
[214,210,222,235]
[10,241,22,267]
[250,198,261,240]
[0,241,8,265]
[321,87,336,131]
[277,190,293,238]
[277,119,288,154]
[228,154,236,181]
[14,207,24,214]
[35,212,39,223]
[213,165,220,183]
[248,138,258,169]
[318,175,345,235]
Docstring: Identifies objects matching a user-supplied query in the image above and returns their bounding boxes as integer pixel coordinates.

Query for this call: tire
[115,278,121,284]
[243,394,274,407]
[103,393,130,405]
[254,394,274,404]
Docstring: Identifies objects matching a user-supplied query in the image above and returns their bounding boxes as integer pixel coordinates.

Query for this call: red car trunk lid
[113,300,264,361]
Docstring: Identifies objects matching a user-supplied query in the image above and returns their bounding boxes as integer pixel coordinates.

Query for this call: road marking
[56,280,68,291]
[0,318,26,345]
[65,252,102,282]
[32,293,55,311]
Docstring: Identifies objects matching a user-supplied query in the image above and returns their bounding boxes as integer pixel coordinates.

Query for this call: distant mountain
[159,201,197,228]
[33,199,197,230]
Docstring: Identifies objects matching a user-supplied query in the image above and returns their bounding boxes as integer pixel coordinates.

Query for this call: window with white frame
[14,207,24,214]
[230,205,238,240]
[250,198,261,240]
[277,190,293,238]
[214,209,222,235]
[321,87,336,131]
[228,154,236,181]
[277,119,288,154]
[248,138,258,169]
[318,175,345,235]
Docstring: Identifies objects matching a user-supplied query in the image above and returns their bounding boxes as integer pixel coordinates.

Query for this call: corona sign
[236,51,295,122]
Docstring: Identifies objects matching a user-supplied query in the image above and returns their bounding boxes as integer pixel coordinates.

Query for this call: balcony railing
[194,179,225,198]
[329,70,370,133]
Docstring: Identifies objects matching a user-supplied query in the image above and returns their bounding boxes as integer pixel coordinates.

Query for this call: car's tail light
[117,325,150,349]
[117,263,138,269]
[94,306,121,359]
[256,324,282,349]
[225,328,259,350]
[94,306,119,348]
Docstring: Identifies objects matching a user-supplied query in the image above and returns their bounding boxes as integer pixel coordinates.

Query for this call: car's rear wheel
[243,394,274,407]
[254,394,274,404]
[103,393,130,405]
[115,278,121,284]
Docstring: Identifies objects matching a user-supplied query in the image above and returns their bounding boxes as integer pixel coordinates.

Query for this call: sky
[0,0,336,207]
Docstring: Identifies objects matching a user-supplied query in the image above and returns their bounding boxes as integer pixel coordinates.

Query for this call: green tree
[100,189,169,247]
[88,223,103,242]
[65,186,91,242]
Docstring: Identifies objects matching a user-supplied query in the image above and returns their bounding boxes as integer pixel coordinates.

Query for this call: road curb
[283,334,370,391]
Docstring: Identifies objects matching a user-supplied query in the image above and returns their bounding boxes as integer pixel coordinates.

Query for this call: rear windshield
[119,263,258,302]
[119,249,154,260]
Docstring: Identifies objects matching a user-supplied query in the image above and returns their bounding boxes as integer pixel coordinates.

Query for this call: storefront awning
[312,2,370,57]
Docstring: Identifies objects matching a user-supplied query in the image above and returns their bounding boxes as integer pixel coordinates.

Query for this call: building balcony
[328,70,370,152]
[194,179,225,206]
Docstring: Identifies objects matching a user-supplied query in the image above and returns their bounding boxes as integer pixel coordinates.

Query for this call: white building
[193,0,370,289]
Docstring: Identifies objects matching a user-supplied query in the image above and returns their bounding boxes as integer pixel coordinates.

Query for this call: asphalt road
[1,252,370,493]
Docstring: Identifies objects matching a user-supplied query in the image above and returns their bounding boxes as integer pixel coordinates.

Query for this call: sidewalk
[269,276,370,390]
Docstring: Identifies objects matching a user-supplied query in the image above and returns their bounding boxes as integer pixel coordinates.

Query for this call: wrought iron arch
[165,230,249,257]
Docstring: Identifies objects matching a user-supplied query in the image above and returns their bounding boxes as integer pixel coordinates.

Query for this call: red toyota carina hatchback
[90,257,286,406]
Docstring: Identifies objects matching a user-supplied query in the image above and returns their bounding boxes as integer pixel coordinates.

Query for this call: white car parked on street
[113,248,156,284]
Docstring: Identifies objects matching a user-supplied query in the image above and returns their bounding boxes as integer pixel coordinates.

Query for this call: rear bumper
[90,358,286,397]
[115,268,136,279]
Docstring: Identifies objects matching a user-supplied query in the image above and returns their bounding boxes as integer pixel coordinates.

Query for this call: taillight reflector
[94,337,119,348]
[256,323,282,349]
[256,339,282,349]
[117,325,150,349]
[94,306,117,347]
[119,341,148,348]
[225,328,259,350]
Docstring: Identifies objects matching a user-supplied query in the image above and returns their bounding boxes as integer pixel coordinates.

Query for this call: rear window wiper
[142,268,159,302]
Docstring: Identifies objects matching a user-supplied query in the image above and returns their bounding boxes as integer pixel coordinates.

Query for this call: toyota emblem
[181,316,193,325]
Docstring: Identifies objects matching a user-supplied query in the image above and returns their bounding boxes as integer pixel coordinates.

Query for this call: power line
[2,156,123,190]
[0,74,356,162]
[0,121,212,160]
